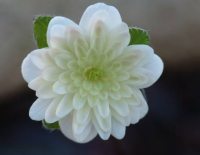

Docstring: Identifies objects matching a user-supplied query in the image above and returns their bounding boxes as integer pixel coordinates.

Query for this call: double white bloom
[22,3,163,143]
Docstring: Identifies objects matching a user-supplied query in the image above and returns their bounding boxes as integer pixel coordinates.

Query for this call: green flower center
[84,67,104,81]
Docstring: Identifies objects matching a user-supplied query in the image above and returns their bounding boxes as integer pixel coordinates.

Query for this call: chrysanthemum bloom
[21,3,163,143]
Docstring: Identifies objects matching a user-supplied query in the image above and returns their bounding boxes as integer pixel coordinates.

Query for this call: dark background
[0,0,200,155]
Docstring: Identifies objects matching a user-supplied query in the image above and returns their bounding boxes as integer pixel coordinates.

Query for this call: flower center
[84,67,104,81]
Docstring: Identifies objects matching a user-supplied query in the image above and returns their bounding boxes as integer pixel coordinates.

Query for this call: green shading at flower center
[84,67,104,81]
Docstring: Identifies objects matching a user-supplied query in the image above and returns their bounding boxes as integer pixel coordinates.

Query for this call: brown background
[0,0,199,155]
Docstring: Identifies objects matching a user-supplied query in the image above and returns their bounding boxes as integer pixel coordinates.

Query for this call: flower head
[22,3,163,143]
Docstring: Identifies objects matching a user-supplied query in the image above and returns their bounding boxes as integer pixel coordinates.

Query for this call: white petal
[87,96,99,107]
[73,37,89,58]
[107,22,130,54]
[117,71,130,81]
[123,91,141,106]
[72,93,86,110]
[96,100,110,118]
[59,114,75,141]
[54,53,71,69]
[75,105,90,124]
[72,111,90,135]
[121,45,154,68]
[36,83,56,99]
[72,119,88,135]
[21,53,41,83]
[120,85,133,98]
[45,97,61,123]
[56,95,73,118]
[47,16,79,49]
[93,108,111,132]
[29,48,50,69]
[110,100,129,117]
[81,125,97,143]
[28,76,45,90]
[138,99,149,119]
[59,72,71,84]
[80,3,122,31]
[111,82,120,91]
[52,81,68,94]
[111,119,126,139]
[142,54,164,88]
[42,67,61,81]
[89,19,108,51]
[130,61,163,89]
[73,123,92,142]
[92,116,111,140]
[130,95,149,124]
[109,91,121,100]
[21,48,53,83]
[124,45,163,88]
[29,98,51,121]
[59,114,97,143]
[129,107,140,124]
[130,89,146,106]
[111,110,128,126]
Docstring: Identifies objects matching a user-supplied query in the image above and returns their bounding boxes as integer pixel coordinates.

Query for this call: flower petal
[59,114,75,141]
[29,98,51,121]
[111,110,128,126]
[129,91,148,124]
[142,54,164,88]
[75,105,91,124]
[52,81,69,94]
[28,76,45,90]
[42,67,61,81]
[121,45,154,68]
[72,111,91,135]
[79,3,122,32]
[54,53,71,69]
[110,100,130,117]
[56,95,73,118]
[45,97,61,123]
[59,114,97,143]
[107,22,130,55]
[21,52,41,83]
[119,85,133,98]
[138,98,149,119]
[47,16,79,49]
[111,119,126,139]
[81,125,97,143]
[92,116,111,140]
[93,108,111,132]
[89,19,108,51]
[73,123,93,142]
[96,100,110,118]
[124,45,163,88]
[29,48,51,69]
[72,93,86,110]
[36,82,56,99]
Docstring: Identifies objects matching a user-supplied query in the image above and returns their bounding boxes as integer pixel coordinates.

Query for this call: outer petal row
[79,3,122,31]
[124,45,164,88]
[59,114,97,143]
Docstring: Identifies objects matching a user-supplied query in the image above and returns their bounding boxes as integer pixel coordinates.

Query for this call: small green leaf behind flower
[33,16,53,48]
[129,27,150,45]
[42,120,60,130]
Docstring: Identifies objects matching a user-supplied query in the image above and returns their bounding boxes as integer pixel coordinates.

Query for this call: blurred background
[0,0,200,154]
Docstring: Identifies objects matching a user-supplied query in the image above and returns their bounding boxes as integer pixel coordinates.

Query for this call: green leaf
[129,27,150,45]
[42,120,60,130]
[33,16,53,48]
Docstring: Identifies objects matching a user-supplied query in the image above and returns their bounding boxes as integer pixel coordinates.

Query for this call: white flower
[21,3,163,143]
